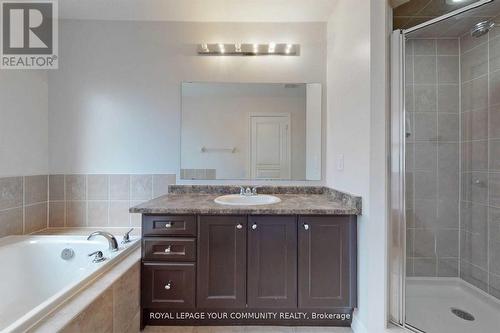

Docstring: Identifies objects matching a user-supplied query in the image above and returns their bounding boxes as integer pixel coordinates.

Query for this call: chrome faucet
[122,228,134,244]
[239,186,259,196]
[88,250,106,263]
[87,231,119,252]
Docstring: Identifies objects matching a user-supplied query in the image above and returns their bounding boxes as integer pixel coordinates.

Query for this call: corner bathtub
[0,235,140,332]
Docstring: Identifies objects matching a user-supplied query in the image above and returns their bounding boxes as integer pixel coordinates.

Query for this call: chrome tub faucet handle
[122,228,134,244]
[88,250,106,263]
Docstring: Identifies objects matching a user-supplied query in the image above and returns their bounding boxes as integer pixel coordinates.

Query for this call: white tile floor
[143,326,352,333]
[405,278,500,333]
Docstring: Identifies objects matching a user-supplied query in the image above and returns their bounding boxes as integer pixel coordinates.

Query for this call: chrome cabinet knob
[164,281,172,290]
[303,224,310,231]
[236,224,243,229]
[252,223,258,230]
[165,222,173,228]
[164,245,171,253]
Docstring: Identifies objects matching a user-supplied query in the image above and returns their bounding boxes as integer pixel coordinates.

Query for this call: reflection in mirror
[180,82,321,180]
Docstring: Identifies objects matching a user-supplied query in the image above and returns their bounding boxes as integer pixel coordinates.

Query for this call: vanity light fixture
[253,43,259,54]
[218,43,225,54]
[268,42,276,53]
[197,43,299,56]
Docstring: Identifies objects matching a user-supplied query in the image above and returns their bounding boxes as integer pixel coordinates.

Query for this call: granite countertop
[130,185,362,215]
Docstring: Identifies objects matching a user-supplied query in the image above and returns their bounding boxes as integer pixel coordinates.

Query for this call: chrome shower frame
[389,0,495,331]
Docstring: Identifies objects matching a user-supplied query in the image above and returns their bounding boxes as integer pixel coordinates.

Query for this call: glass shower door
[396,1,500,332]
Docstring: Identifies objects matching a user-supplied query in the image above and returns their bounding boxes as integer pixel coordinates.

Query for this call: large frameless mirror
[180,82,322,181]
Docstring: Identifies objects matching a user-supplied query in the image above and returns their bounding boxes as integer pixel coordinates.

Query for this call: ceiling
[393,0,482,29]
[406,0,500,37]
[58,0,338,22]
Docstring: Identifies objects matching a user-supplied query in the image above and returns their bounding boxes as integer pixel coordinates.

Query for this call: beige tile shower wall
[459,26,500,299]
[405,38,460,278]
[48,174,176,228]
[0,175,49,238]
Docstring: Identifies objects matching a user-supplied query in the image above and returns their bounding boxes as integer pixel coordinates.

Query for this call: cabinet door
[197,216,247,308]
[247,216,297,308]
[298,216,357,308]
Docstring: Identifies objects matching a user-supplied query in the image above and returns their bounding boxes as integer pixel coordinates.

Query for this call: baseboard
[352,312,409,333]
[351,313,368,333]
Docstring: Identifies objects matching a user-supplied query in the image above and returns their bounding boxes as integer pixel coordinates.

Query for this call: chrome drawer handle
[165,222,173,228]
[236,224,243,229]
[164,245,171,253]
[303,223,309,231]
[251,223,257,230]
[165,281,172,290]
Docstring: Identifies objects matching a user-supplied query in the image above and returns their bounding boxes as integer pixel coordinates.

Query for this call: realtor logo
[1,0,58,69]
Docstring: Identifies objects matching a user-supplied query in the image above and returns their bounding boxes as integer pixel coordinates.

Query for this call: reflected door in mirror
[250,114,291,179]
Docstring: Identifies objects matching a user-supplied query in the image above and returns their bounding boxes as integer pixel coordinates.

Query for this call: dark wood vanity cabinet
[247,216,297,308]
[197,216,247,308]
[143,215,196,236]
[143,237,196,262]
[141,215,198,311]
[298,216,357,308]
[142,262,195,308]
[141,214,357,326]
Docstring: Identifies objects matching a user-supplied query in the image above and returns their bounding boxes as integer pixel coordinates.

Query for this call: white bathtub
[0,234,140,333]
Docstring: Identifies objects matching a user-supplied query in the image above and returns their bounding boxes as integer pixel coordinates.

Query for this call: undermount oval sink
[214,194,281,206]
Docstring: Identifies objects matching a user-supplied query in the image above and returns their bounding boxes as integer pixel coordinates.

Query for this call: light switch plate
[336,154,344,171]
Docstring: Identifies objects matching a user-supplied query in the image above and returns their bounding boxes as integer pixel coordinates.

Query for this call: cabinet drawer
[143,237,196,262]
[142,215,196,236]
[142,263,195,308]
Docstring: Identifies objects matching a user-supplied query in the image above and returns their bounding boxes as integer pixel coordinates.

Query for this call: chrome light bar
[197,43,300,56]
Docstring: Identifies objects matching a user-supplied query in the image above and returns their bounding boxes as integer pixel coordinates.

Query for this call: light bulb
[268,42,276,53]
[218,43,225,54]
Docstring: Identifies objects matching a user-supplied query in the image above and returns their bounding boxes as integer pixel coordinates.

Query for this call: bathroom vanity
[131,186,361,328]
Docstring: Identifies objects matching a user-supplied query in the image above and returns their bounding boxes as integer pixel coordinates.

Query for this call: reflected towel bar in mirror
[200,146,237,153]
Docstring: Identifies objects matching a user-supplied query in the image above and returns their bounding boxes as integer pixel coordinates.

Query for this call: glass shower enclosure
[390,0,500,332]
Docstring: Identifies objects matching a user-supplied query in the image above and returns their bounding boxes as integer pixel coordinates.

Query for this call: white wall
[326,2,371,330]
[326,1,392,332]
[0,71,48,177]
[181,83,306,179]
[368,0,392,331]
[48,20,326,178]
